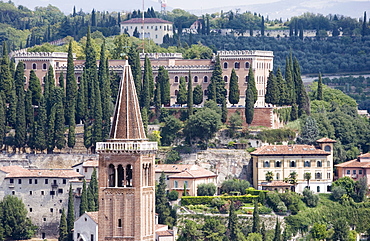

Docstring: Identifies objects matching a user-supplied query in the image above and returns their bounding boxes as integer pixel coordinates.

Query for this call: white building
[0,165,84,239]
[120,18,173,44]
[74,212,98,241]
[72,159,98,181]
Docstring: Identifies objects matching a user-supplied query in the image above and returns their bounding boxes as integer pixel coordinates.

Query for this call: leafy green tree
[302,188,319,207]
[65,41,77,126]
[245,85,255,126]
[187,71,193,116]
[275,68,288,105]
[156,172,171,224]
[332,218,349,241]
[165,150,181,164]
[317,73,323,101]
[76,70,86,123]
[197,183,216,196]
[193,85,203,105]
[7,87,17,128]
[1,195,35,240]
[208,55,226,104]
[246,233,262,241]
[304,172,311,188]
[178,219,202,241]
[83,122,92,151]
[293,57,310,116]
[290,103,298,121]
[157,66,170,106]
[28,70,42,105]
[154,79,161,117]
[177,77,187,106]
[46,103,56,153]
[59,71,64,89]
[67,185,74,241]
[14,62,26,151]
[202,217,226,241]
[296,116,319,145]
[229,69,240,106]
[58,209,68,241]
[228,110,243,137]
[221,98,227,123]
[92,75,103,146]
[220,179,250,195]
[184,107,221,145]
[285,57,295,104]
[67,124,75,149]
[44,65,56,113]
[80,180,88,216]
[228,200,242,240]
[310,223,328,241]
[160,116,182,146]
[167,190,179,201]
[252,200,261,233]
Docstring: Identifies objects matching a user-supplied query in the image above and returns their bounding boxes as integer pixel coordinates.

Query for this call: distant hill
[186,0,368,19]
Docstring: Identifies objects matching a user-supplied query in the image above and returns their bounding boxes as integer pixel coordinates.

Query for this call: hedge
[181,194,259,206]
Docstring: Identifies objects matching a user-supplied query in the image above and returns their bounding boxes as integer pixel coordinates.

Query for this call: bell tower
[97,60,157,241]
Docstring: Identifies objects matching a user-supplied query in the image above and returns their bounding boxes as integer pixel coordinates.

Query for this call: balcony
[96,141,157,154]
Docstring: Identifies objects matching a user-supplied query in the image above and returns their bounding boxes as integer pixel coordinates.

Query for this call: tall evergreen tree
[207,55,226,104]
[228,200,238,240]
[67,185,74,241]
[265,71,278,105]
[261,16,265,36]
[0,42,13,103]
[92,77,103,146]
[54,87,66,150]
[317,73,323,101]
[46,102,56,153]
[276,68,288,105]
[290,103,298,121]
[33,97,47,152]
[285,57,294,104]
[24,90,34,129]
[80,179,88,216]
[293,57,310,116]
[261,222,267,241]
[193,85,203,105]
[187,71,193,116]
[58,209,68,241]
[157,66,170,106]
[44,65,56,113]
[247,67,257,104]
[154,79,161,117]
[65,41,77,126]
[245,80,255,126]
[0,95,5,148]
[252,200,261,233]
[28,70,42,105]
[128,45,142,99]
[362,11,367,37]
[156,172,170,224]
[177,77,187,106]
[228,68,240,106]
[273,218,281,241]
[221,97,227,123]
[67,123,75,150]
[14,62,26,151]
[76,70,86,123]
[89,168,99,211]
[59,71,65,89]
[141,56,152,110]
[7,87,17,128]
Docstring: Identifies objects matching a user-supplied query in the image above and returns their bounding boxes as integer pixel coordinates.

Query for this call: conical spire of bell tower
[109,59,146,141]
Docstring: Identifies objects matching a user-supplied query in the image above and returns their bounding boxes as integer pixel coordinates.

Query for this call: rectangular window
[50,208,53,213]
[174,180,178,188]
[327,173,331,179]
[84,168,87,173]
[353,170,356,174]
[35,179,38,184]
[29,179,32,184]
[91,234,94,241]
[45,179,48,184]
[76,169,80,173]
[50,191,55,195]
[58,189,63,194]
[118,219,122,227]
[18,179,22,184]
[346,170,350,175]
[184,181,188,188]
[359,170,363,174]
[43,218,46,222]
[63,179,67,184]
[41,191,44,195]
[29,191,32,195]
[29,208,32,212]
[9,179,14,184]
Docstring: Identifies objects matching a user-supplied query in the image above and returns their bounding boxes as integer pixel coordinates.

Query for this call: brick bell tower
[96,59,157,241]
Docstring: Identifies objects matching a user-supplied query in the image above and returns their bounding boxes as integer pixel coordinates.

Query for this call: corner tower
[97,60,157,241]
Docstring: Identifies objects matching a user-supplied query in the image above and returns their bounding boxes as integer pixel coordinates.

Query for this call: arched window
[324,145,331,152]
[185,76,188,82]
[224,76,228,82]
[275,161,281,167]
[317,186,320,193]
[108,164,115,187]
[317,161,322,167]
[223,62,228,69]
[290,161,296,167]
[126,164,133,187]
[276,173,280,180]
[245,76,249,83]
[32,63,37,70]
[234,62,240,69]
[194,76,198,82]
[77,76,81,84]
[245,62,250,68]
[315,172,322,180]
[174,76,179,83]
[175,90,178,95]
[263,161,270,167]
[42,63,47,70]
[117,165,124,187]
[203,76,208,82]
[304,161,311,167]
[204,89,208,96]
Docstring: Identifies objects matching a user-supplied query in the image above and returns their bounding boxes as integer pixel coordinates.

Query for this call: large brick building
[96,59,157,240]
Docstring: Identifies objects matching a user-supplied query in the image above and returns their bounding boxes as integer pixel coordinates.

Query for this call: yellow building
[251,138,336,193]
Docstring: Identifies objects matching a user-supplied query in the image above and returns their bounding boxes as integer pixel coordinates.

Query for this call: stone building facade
[96,59,157,241]
[0,165,84,239]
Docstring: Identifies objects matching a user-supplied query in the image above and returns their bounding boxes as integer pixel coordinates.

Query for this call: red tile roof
[261,181,293,187]
[121,18,172,24]
[156,230,174,236]
[85,211,99,223]
[316,138,337,143]
[168,169,217,179]
[335,159,370,168]
[154,164,194,173]
[359,153,370,158]
[251,145,329,156]
[83,160,98,167]
[0,166,84,178]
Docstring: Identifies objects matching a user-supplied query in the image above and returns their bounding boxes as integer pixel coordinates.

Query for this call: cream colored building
[251,138,336,193]
[74,212,99,241]
[120,18,173,44]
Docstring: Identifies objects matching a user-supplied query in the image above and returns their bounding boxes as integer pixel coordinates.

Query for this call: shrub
[167,190,179,201]
[258,206,272,214]
[181,194,258,206]
[302,188,319,207]
[331,186,347,200]
[220,179,250,195]
[197,183,217,196]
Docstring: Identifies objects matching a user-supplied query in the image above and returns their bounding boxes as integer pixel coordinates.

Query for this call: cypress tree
[59,71,64,89]
[0,42,13,103]
[273,218,281,241]
[193,85,203,105]
[157,66,170,106]
[98,40,112,140]
[65,41,77,126]
[7,87,17,128]
[90,168,99,211]
[261,222,267,241]
[276,68,287,106]
[80,179,88,216]
[265,71,278,105]
[293,58,310,116]
[28,70,42,105]
[317,73,323,101]
[285,57,294,104]
[362,11,367,37]
[177,77,187,106]
[58,209,68,241]
[34,97,47,152]
[245,85,255,126]
[247,67,257,104]
[76,70,86,124]
[87,182,96,212]
[228,200,238,240]
[46,104,56,153]
[252,200,261,233]
[67,124,75,150]
[83,122,92,152]
[141,107,148,135]
[45,65,55,113]
[187,71,193,116]
[154,79,161,117]
[261,16,265,36]
[228,68,239,106]
[207,55,226,104]
[141,56,151,110]
[92,77,103,145]
[25,90,34,129]
[0,95,5,148]
[85,27,97,121]
[14,62,26,151]
[54,87,66,150]
[67,184,75,241]
[156,172,170,224]
[221,97,227,123]
[290,103,298,121]
[128,45,142,99]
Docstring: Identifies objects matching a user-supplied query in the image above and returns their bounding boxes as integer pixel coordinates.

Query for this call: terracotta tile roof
[156,230,174,236]
[0,166,84,178]
[121,18,172,24]
[155,224,168,231]
[359,153,370,158]
[261,181,293,187]
[316,138,337,143]
[154,164,194,173]
[82,160,98,167]
[85,211,99,224]
[335,159,370,168]
[168,169,217,179]
[251,145,329,156]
